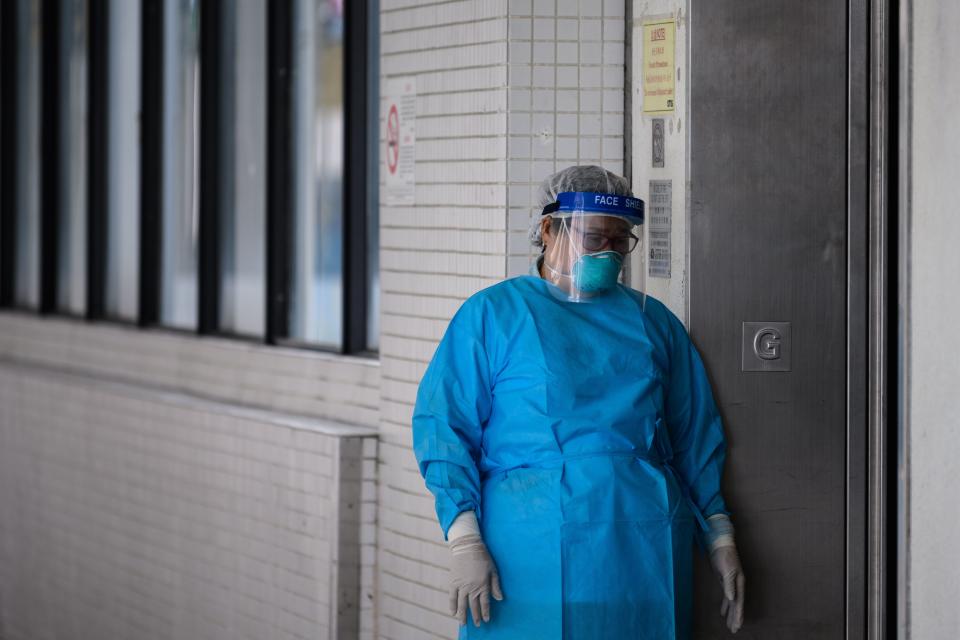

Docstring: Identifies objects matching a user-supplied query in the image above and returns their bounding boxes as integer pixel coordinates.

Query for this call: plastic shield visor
[540,192,645,303]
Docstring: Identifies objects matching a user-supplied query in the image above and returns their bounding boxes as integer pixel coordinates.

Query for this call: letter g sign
[753,328,782,360]
[741,321,792,372]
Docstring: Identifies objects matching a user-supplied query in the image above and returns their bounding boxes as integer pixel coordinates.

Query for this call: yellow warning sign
[642,20,676,114]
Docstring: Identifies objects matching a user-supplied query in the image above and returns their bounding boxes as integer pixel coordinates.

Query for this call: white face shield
[540,192,645,303]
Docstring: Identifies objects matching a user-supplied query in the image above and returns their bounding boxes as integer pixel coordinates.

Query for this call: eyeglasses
[573,231,640,254]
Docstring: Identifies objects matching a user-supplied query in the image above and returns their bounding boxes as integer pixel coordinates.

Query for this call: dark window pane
[160,0,200,328]
[104,0,141,320]
[288,0,344,346]
[56,0,89,314]
[218,0,267,336]
[14,0,42,308]
[366,0,379,350]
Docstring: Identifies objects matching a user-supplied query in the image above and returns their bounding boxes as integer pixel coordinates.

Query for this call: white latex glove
[448,533,504,627]
[711,545,745,633]
[707,514,745,634]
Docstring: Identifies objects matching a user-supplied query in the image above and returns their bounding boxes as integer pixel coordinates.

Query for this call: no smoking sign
[386,104,400,175]
[384,79,415,205]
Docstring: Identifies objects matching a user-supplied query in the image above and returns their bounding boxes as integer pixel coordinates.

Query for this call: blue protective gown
[412,268,729,640]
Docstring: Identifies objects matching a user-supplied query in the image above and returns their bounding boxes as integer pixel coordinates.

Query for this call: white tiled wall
[377,0,509,634]
[505,0,627,277]
[375,1,626,638]
[0,314,380,429]
[0,360,377,640]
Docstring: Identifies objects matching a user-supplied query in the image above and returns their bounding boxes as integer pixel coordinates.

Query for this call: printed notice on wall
[642,20,676,114]
[648,180,672,278]
[384,78,416,205]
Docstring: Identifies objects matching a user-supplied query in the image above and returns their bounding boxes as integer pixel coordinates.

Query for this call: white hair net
[529,165,633,249]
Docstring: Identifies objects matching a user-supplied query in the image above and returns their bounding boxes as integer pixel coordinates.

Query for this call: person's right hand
[448,533,504,627]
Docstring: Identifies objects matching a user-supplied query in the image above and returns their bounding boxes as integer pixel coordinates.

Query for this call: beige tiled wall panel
[0,362,377,640]
[0,314,380,430]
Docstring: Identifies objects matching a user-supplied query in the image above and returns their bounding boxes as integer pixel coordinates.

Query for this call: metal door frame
[847,0,894,638]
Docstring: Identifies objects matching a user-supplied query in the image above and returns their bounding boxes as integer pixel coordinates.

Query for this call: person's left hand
[448,533,504,627]
[710,544,745,633]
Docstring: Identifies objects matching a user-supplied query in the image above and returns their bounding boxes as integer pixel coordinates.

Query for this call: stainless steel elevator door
[689,2,849,638]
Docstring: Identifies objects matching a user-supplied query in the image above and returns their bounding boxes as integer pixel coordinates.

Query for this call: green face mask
[571,250,624,292]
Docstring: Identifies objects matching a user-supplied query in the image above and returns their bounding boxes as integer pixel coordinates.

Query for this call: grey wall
[902,3,960,637]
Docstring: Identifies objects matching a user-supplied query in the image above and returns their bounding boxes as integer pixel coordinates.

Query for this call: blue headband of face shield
[541,191,645,226]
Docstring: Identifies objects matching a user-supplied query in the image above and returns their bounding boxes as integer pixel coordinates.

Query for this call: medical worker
[412,166,745,639]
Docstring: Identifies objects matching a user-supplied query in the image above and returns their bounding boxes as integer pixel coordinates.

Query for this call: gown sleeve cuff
[446,510,481,542]
[705,513,736,552]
